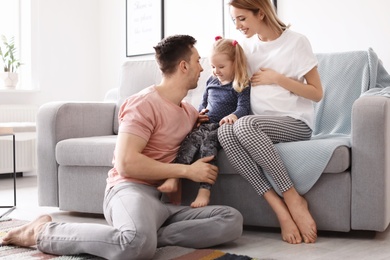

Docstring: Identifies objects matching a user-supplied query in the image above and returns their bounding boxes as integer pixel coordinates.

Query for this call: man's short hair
[153,35,197,75]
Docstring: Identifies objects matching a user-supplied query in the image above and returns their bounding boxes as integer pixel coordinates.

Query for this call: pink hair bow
[215,36,223,41]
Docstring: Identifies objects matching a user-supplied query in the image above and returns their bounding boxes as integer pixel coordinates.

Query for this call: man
[1,35,243,260]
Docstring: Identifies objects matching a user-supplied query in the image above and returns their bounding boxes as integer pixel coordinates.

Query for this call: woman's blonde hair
[229,0,289,35]
[212,37,249,93]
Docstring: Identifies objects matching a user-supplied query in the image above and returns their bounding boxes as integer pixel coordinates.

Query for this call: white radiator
[0,105,38,174]
[0,105,38,123]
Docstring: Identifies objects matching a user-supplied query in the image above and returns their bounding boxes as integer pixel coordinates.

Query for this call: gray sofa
[37,49,390,233]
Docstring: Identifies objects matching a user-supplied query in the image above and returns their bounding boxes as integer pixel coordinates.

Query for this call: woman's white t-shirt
[240,29,317,129]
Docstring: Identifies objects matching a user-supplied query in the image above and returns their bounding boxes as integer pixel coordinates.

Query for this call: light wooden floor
[1,175,390,260]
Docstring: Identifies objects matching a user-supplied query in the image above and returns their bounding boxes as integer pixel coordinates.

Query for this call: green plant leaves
[0,35,22,72]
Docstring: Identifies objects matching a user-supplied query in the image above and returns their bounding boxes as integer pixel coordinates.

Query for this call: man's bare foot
[157,178,179,193]
[190,188,210,208]
[1,215,52,247]
[284,189,317,243]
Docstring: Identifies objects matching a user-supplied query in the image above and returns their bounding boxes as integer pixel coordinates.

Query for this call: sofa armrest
[351,96,390,231]
[37,102,116,207]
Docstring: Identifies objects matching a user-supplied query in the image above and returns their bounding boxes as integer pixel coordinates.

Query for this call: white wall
[277,0,390,70]
[0,0,103,106]
[36,0,101,102]
[99,0,127,99]
[0,0,389,107]
[164,0,224,58]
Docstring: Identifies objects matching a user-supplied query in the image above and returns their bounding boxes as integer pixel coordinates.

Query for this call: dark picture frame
[126,0,164,57]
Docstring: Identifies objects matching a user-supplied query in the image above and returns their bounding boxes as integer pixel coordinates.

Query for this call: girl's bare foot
[190,188,210,208]
[1,215,52,247]
[161,179,182,205]
[284,188,317,243]
[157,178,179,193]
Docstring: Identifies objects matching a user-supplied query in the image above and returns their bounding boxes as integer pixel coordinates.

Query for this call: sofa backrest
[115,49,389,137]
[312,48,385,137]
[114,58,212,134]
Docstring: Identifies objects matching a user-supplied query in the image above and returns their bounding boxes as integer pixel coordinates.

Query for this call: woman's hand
[251,67,323,102]
[250,68,280,86]
[219,114,238,125]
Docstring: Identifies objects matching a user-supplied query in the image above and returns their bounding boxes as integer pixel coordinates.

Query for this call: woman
[218,0,323,244]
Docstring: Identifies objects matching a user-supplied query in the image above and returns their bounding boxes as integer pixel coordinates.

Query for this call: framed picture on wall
[126,0,164,57]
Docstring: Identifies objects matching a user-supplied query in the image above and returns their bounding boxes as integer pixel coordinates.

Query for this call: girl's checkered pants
[218,115,312,196]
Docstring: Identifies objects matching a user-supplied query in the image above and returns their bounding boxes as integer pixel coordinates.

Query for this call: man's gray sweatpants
[37,182,243,260]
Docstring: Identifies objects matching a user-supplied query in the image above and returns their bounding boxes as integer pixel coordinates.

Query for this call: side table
[0,127,16,219]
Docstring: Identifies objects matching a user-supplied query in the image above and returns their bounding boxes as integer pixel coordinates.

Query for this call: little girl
[158,36,251,207]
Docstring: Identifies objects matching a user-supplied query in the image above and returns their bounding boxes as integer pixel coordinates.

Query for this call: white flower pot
[0,72,19,89]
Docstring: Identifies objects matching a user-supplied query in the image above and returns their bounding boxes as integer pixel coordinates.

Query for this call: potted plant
[0,35,22,89]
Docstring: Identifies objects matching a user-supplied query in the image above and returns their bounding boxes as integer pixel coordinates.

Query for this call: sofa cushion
[56,134,350,174]
[56,135,116,167]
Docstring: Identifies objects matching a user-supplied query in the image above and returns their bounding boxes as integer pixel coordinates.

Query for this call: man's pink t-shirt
[106,86,199,190]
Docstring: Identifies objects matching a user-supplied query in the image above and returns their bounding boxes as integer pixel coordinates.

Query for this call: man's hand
[187,155,218,184]
[196,108,209,127]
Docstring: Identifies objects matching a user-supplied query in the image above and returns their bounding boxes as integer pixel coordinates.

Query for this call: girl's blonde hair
[212,37,249,93]
[229,0,289,35]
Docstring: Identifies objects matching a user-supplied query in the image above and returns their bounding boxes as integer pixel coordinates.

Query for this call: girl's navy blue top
[198,76,250,124]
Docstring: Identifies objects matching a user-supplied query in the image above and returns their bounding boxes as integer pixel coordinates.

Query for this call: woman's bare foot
[190,188,210,208]
[278,211,302,244]
[264,190,302,244]
[157,178,179,193]
[1,215,52,247]
[284,188,317,243]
